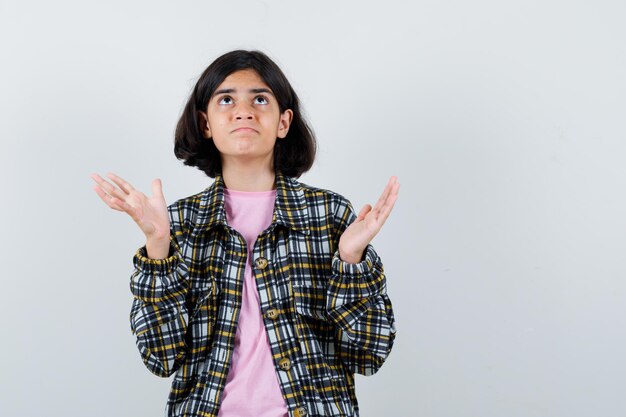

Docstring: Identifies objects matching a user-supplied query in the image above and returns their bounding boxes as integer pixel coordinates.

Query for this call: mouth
[232,127,258,133]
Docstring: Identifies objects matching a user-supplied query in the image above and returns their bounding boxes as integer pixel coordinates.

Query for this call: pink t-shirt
[217,187,289,417]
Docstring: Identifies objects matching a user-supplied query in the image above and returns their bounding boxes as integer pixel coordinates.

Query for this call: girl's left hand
[338,176,401,263]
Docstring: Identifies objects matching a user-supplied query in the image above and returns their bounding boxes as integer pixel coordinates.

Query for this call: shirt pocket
[292,284,328,322]
[306,360,350,415]
[189,278,220,355]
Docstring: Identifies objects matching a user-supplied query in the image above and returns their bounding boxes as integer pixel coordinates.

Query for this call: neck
[221,161,277,192]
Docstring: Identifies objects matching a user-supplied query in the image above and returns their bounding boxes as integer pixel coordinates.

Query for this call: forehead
[216,69,271,91]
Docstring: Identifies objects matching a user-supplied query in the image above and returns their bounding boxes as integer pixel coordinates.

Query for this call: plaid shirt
[129,172,397,417]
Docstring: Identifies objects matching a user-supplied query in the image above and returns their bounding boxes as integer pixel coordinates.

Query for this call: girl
[91,50,400,417]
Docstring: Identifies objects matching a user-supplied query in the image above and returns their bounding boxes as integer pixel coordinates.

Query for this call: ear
[277,109,293,139]
[197,110,212,139]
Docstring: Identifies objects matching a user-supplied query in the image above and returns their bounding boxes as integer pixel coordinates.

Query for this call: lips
[232,127,258,133]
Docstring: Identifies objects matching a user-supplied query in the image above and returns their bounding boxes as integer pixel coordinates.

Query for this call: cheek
[209,113,228,127]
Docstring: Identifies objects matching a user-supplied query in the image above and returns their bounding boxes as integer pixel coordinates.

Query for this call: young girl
[91,50,400,417]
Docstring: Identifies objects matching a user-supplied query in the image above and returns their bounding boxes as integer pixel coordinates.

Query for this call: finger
[151,178,164,199]
[105,172,135,194]
[111,194,140,219]
[371,176,397,215]
[377,182,400,225]
[91,175,138,215]
[90,173,128,202]
[92,184,125,212]
[356,204,372,221]
[370,182,390,215]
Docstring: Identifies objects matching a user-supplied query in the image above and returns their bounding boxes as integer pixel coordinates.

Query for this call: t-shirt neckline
[223,188,277,197]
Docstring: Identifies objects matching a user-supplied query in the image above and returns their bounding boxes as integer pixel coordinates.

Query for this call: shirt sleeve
[128,205,192,378]
[325,194,397,376]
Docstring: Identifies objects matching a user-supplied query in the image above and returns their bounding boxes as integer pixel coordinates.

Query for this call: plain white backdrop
[1,0,625,416]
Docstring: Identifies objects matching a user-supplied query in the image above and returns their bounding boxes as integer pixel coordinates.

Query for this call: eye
[254,95,268,105]
[218,96,233,105]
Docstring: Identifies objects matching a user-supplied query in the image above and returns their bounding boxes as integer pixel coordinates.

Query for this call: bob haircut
[174,50,317,179]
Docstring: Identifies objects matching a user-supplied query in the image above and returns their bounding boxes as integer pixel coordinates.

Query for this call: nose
[234,101,254,120]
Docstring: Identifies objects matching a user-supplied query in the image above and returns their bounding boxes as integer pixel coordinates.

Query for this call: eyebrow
[213,88,274,96]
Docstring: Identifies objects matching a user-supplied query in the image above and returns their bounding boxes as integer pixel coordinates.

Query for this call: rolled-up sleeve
[325,195,397,376]
[129,213,191,378]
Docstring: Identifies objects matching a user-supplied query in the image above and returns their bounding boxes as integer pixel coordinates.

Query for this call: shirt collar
[193,171,311,236]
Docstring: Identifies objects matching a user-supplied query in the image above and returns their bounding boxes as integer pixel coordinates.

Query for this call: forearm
[326,244,397,375]
[129,238,191,377]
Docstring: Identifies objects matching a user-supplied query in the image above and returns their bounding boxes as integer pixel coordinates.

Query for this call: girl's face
[199,69,293,169]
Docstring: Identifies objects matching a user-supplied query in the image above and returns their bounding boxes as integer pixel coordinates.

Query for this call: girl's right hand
[90,172,170,241]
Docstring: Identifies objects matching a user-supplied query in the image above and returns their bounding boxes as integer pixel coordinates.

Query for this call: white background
[1,0,625,416]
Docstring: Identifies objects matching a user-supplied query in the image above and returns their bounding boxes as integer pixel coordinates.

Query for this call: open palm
[338,176,401,263]
[90,172,170,240]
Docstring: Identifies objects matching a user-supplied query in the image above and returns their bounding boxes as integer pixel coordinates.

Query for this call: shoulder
[291,178,356,225]
[293,177,351,207]
[165,187,207,226]
[167,188,205,211]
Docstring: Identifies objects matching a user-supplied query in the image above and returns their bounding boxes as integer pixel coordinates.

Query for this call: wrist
[146,236,171,259]
[339,246,365,264]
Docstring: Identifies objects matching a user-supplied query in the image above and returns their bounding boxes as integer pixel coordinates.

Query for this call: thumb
[356,204,372,221]
[152,178,164,199]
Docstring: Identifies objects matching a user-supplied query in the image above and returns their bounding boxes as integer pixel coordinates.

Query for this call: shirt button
[295,406,308,417]
[254,257,268,269]
[265,308,279,320]
[278,357,291,371]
